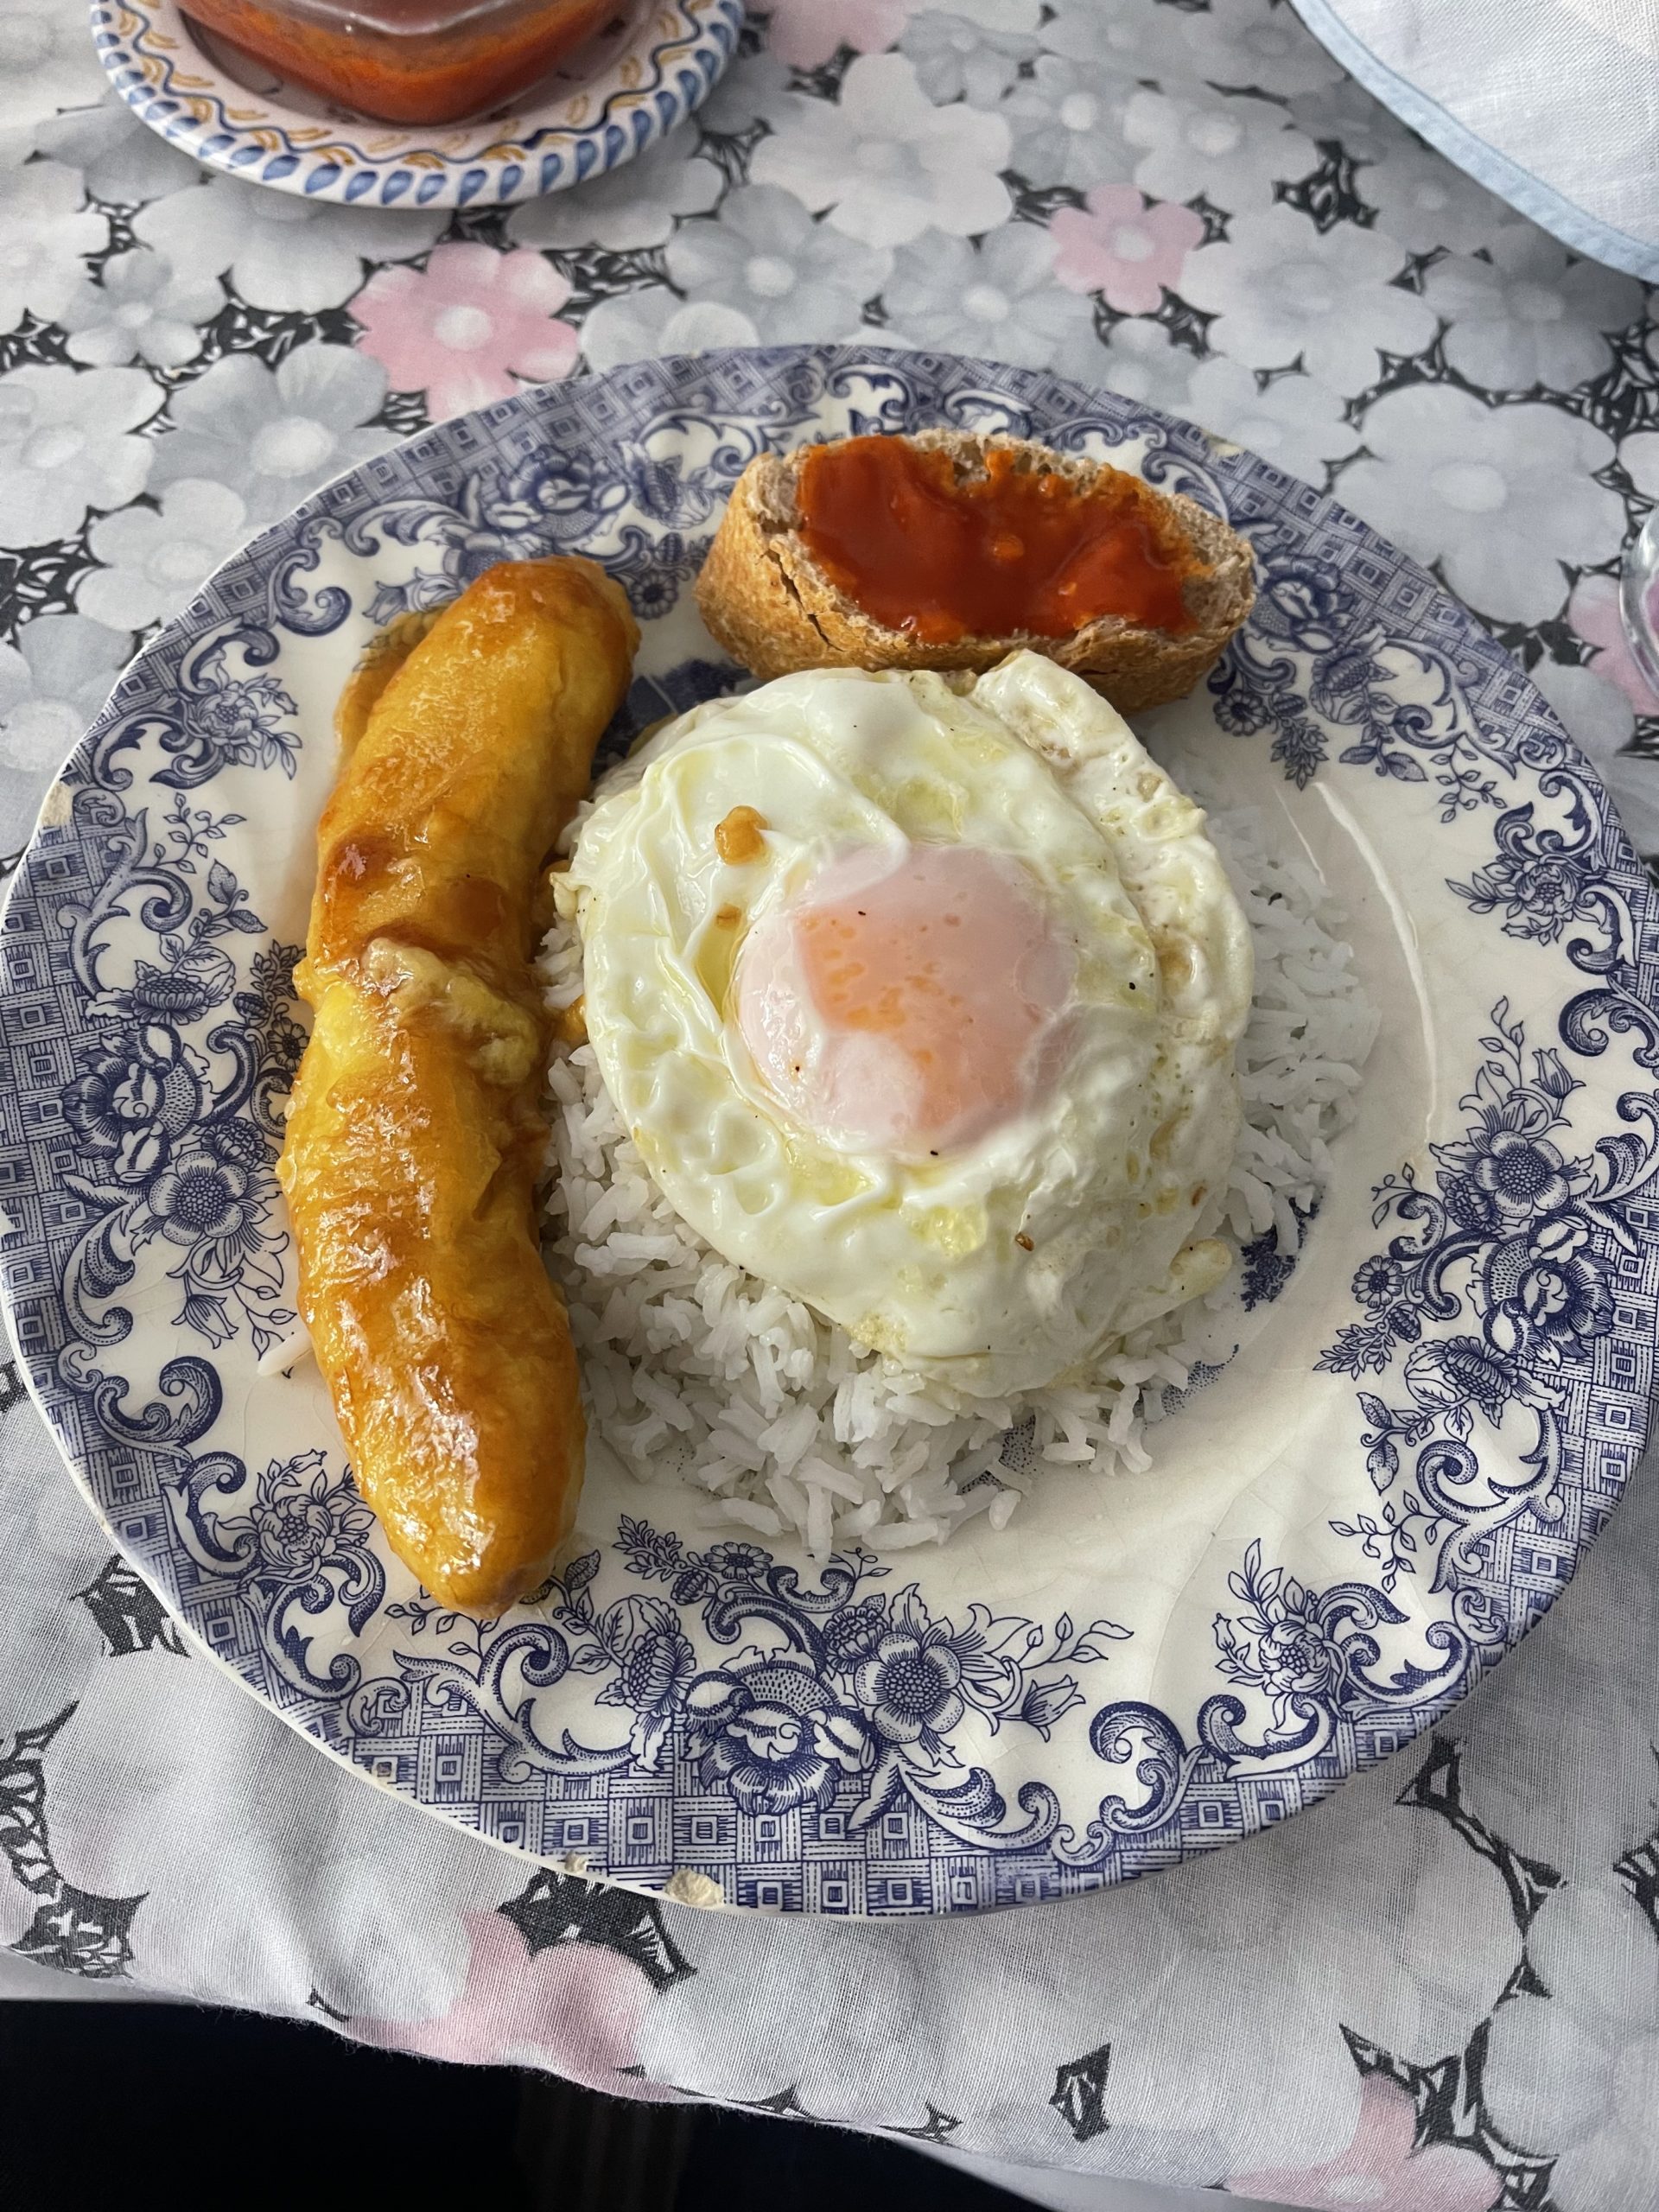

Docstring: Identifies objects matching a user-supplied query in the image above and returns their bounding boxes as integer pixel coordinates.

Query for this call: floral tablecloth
[3,3,1659,2207]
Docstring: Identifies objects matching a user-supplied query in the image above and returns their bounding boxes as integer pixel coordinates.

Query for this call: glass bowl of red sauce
[177,0,622,124]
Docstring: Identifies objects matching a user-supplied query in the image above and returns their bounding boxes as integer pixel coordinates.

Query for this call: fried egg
[563,651,1252,1396]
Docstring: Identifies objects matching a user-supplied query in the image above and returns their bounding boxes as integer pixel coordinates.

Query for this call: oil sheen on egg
[564,651,1253,1397]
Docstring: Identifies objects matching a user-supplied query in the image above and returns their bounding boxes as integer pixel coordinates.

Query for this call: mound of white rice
[538,800,1377,1555]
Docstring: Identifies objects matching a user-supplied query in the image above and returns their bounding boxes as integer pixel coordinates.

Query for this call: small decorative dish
[87,0,742,209]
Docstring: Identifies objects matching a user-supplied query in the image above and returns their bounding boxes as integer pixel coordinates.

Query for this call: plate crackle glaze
[3,345,1656,1915]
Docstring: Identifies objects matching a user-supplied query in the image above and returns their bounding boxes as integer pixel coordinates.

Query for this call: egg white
[563,652,1251,1396]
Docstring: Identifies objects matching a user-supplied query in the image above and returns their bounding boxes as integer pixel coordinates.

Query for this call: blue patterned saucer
[3,346,1656,1915]
[88,0,741,209]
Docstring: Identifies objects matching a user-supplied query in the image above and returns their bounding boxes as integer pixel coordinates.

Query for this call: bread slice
[694,428,1255,714]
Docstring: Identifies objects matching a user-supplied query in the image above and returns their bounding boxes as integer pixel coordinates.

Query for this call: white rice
[539,799,1377,1554]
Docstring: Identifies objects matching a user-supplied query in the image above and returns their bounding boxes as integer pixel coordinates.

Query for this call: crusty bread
[694,428,1255,714]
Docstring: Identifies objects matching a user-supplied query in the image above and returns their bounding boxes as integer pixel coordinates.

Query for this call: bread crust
[695,428,1255,713]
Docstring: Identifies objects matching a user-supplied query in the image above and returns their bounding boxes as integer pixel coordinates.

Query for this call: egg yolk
[734,843,1074,1155]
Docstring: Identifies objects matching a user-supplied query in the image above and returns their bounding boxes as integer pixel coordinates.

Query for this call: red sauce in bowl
[795,435,1205,645]
[181,0,618,126]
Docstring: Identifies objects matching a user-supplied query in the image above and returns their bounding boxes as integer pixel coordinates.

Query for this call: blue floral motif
[1209,528,1562,815]
[598,1611,698,1770]
[1240,1205,1316,1311]
[1319,999,1646,1592]
[1203,1540,1467,1753]
[359,1518,1131,1845]
[605,528,712,623]
[65,1022,201,1186]
[1215,1544,1354,1724]
[1449,759,1635,969]
[170,663,299,786]
[604,1522,1128,1834]
[99,641,301,792]
[167,1449,385,1695]
[1062,1541,1475,1853]
[1453,842,1605,948]
[53,784,302,1361]
[362,451,629,631]
[362,452,753,638]
[686,1662,869,1815]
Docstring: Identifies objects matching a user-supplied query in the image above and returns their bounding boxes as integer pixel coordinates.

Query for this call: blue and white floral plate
[89,0,741,209]
[3,346,1656,1916]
